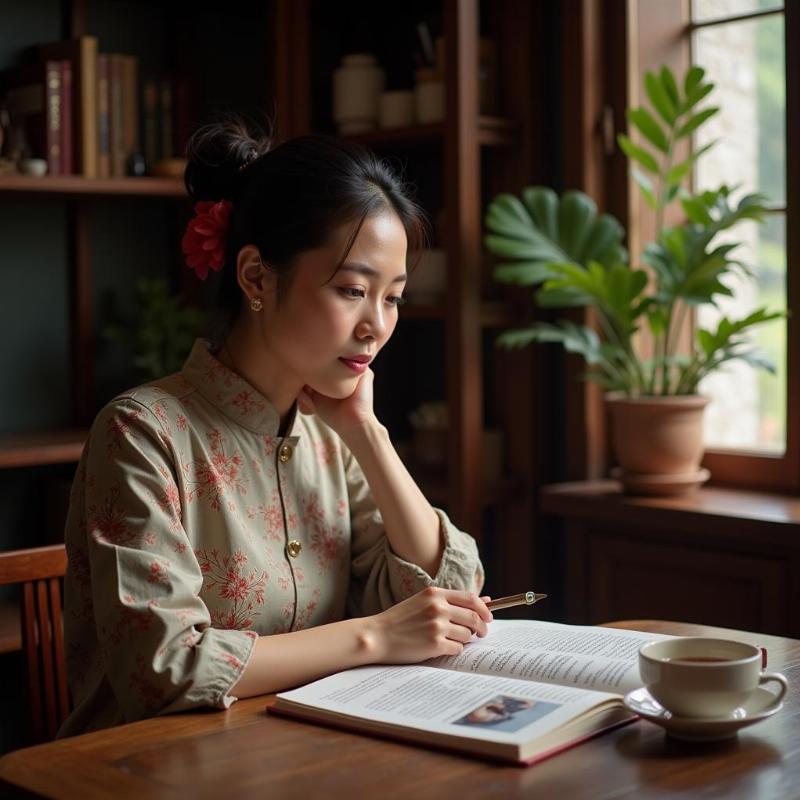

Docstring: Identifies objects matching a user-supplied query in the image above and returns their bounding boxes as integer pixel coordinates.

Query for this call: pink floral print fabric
[58,339,484,736]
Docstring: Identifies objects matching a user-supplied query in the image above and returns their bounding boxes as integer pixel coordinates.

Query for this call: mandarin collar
[181,339,300,438]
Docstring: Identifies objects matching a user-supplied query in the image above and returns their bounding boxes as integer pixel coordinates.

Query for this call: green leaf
[617,133,660,173]
[697,328,715,357]
[535,286,592,307]
[666,160,694,185]
[665,141,716,184]
[483,232,562,262]
[683,81,714,111]
[522,186,559,240]
[645,70,677,124]
[484,185,627,275]
[558,192,596,257]
[631,168,658,208]
[646,307,667,337]
[660,66,680,109]
[627,108,669,153]
[576,214,627,264]
[495,328,543,349]
[681,196,713,225]
[684,66,705,95]
[492,262,555,285]
[676,107,719,139]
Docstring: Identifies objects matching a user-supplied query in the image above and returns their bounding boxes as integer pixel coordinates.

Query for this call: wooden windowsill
[540,480,800,536]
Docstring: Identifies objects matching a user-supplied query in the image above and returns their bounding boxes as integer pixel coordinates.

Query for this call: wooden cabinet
[542,482,800,637]
[276,0,541,567]
[1,0,543,623]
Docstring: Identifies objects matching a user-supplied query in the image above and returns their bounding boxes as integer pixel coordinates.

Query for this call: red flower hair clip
[181,199,232,280]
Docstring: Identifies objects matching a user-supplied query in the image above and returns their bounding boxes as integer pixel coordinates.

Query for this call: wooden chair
[0,544,69,743]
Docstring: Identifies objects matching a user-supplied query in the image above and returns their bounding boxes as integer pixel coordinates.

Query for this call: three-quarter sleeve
[74,398,257,723]
[343,444,485,618]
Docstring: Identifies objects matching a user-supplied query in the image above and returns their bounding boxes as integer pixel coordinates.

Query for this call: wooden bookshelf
[342,116,519,149]
[412,464,525,508]
[401,302,525,327]
[0,430,87,469]
[0,175,186,198]
[0,0,540,604]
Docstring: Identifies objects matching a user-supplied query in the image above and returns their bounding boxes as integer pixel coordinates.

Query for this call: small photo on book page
[452,694,560,733]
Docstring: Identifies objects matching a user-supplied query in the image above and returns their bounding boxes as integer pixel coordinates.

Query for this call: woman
[58,116,491,736]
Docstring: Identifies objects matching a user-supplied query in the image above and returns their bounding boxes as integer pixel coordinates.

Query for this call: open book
[268,619,671,765]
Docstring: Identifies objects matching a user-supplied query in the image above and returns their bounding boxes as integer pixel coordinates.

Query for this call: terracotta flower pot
[605,393,711,495]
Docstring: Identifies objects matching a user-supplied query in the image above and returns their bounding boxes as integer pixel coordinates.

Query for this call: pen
[487,591,548,611]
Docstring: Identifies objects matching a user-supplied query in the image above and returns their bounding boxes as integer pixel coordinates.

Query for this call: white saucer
[623,686,784,741]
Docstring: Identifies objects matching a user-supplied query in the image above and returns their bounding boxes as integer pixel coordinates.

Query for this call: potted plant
[483,65,784,495]
[103,277,207,382]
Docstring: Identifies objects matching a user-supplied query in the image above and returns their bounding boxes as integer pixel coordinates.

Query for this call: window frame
[629,1,799,492]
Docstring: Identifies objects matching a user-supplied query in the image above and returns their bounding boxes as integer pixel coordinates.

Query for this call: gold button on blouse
[286,539,302,558]
[278,443,293,463]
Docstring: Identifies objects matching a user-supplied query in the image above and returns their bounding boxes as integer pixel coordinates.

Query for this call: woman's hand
[297,367,377,437]
[364,587,494,664]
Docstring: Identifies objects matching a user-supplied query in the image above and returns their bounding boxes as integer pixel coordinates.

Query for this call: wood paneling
[444,0,483,538]
[542,481,800,637]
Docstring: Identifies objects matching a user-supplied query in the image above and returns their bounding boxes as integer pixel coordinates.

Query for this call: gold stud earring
[250,297,263,312]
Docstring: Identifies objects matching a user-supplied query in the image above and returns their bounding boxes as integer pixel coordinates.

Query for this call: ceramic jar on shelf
[332,53,385,134]
[414,67,444,124]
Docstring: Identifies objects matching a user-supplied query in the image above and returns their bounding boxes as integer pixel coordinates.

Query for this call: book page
[276,663,619,747]
[427,620,672,695]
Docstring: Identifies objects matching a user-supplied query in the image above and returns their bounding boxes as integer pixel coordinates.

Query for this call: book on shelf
[37,36,98,177]
[96,53,111,177]
[268,619,671,766]
[61,60,73,175]
[5,35,189,180]
[109,54,126,176]
[141,71,193,173]
[142,77,159,169]
[121,55,139,174]
[1,59,66,175]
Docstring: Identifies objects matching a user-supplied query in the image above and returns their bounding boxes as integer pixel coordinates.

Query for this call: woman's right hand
[365,586,493,664]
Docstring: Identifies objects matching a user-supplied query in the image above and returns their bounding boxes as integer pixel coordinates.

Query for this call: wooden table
[1,621,797,799]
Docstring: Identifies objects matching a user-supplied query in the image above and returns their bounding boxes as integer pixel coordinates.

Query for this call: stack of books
[0,36,191,178]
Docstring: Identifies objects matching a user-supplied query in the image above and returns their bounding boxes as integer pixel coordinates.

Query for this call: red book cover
[45,60,62,175]
[60,59,73,175]
[37,36,98,177]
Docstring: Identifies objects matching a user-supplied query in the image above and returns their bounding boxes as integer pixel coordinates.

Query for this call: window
[625,0,797,489]
[691,1,787,455]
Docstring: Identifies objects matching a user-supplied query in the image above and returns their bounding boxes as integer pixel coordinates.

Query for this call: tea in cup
[639,637,788,718]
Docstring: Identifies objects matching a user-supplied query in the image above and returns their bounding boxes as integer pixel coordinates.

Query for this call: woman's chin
[309,378,356,400]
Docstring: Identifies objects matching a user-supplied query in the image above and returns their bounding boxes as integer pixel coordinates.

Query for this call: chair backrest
[0,544,69,743]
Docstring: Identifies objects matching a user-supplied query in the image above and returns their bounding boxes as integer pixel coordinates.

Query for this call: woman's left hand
[297,368,378,438]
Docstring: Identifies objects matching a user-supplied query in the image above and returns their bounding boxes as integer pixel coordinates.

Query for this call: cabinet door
[568,527,793,636]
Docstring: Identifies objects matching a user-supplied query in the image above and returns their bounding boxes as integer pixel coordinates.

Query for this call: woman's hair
[183,113,430,330]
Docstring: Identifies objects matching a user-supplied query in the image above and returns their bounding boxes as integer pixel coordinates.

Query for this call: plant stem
[653,122,678,395]
[596,309,644,394]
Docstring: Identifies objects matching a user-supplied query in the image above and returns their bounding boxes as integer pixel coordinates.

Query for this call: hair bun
[183,113,273,202]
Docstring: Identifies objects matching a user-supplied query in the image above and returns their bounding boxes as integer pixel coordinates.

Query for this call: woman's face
[261,210,408,399]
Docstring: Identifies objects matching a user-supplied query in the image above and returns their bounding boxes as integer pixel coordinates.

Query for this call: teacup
[639,637,788,719]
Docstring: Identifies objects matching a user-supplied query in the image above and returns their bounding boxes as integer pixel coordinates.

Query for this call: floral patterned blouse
[58,339,484,736]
